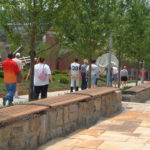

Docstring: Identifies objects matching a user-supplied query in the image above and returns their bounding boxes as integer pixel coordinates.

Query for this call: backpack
[38,65,47,81]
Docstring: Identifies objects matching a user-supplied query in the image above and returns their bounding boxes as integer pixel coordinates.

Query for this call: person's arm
[79,65,81,78]
[48,74,54,86]
[112,69,114,78]
[127,70,129,79]
[69,65,71,77]
[21,69,24,79]
[26,69,30,80]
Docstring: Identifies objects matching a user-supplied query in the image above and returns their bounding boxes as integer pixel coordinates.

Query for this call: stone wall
[122,83,150,102]
[0,88,122,150]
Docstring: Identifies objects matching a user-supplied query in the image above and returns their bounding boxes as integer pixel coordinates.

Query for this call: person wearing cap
[2,53,19,105]
[13,53,24,98]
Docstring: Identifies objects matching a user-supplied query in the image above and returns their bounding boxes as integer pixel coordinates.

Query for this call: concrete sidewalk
[37,102,150,150]
[0,81,146,107]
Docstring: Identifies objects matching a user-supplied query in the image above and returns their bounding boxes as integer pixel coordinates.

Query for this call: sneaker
[15,95,20,99]
[8,102,14,106]
[3,97,6,106]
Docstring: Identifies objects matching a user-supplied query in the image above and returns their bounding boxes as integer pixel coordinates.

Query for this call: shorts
[121,76,127,81]
[113,74,117,82]
[16,72,22,83]
[91,74,96,84]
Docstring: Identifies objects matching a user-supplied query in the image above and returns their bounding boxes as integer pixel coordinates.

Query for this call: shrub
[52,70,62,74]
[52,70,68,75]
[0,70,4,78]
[59,76,69,84]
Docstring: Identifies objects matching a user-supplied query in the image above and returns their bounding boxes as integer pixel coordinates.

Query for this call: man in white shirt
[13,53,24,98]
[112,64,118,87]
[86,60,99,88]
[69,58,81,92]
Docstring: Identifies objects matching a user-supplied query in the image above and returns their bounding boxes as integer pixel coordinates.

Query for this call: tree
[113,0,150,85]
[53,0,117,87]
[0,0,58,100]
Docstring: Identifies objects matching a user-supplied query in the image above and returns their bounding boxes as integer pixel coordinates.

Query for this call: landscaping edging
[0,87,122,150]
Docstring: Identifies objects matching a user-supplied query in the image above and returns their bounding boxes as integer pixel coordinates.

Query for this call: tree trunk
[118,50,121,88]
[29,0,37,100]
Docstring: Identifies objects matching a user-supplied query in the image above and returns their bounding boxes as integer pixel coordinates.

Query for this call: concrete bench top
[123,83,150,94]
[0,87,118,126]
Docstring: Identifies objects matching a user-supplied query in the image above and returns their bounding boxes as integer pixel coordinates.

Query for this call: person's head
[15,53,21,58]
[34,58,38,64]
[8,53,14,59]
[83,59,88,64]
[124,66,127,69]
[74,58,78,62]
[92,60,96,64]
[38,56,45,63]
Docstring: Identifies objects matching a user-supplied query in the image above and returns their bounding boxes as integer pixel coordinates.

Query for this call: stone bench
[122,82,150,102]
[0,87,122,150]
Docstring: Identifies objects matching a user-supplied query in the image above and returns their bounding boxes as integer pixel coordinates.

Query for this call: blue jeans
[81,72,87,90]
[4,83,16,104]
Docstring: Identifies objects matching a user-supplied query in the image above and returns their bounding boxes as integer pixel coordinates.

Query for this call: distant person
[112,64,118,87]
[139,69,146,83]
[86,60,99,88]
[95,66,100,86]
[34,56,53,100]
[120,66,128,87]
[2,53,19,106]
[13,53,24,98]
[69,58,81,92]
[81,59,88,90]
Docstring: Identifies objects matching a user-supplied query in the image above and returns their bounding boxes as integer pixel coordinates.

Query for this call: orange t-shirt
[2,58,19,83]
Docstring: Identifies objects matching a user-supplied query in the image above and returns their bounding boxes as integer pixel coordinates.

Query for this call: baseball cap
[16,53,21,57]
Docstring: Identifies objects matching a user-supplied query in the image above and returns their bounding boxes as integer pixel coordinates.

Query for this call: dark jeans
[34,84,48,100]
[81,72,87,90]
[4,83,16,104]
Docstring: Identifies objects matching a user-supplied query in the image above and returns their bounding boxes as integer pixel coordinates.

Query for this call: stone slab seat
[0,87,118,127]
[123,83,150,95]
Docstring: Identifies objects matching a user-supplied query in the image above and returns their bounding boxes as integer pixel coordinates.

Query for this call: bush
[52,70,62,74]
[52,70,68,75]
[0,70,4,78]
[59,76,69,84]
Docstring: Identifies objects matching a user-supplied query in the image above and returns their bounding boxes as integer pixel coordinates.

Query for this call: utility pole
[107,33,113,86]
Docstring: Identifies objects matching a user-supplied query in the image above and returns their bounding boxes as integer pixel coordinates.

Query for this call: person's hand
[51,80,54,87]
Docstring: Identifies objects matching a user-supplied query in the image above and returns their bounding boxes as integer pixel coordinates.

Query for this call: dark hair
[8,53,14,59]
[75,58,78,62]
[92,60,96,63]
[38,56,45,63]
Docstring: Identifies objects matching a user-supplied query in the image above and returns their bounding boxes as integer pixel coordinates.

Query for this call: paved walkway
[38,102,150,150]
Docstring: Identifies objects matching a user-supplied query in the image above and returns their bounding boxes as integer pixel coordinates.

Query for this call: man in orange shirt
[2,53,19,106]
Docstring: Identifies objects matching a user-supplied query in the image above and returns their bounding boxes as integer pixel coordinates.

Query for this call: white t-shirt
[87,64,99,76]
[70,62,81,76]
[121,69,128,77]
[34,63,51,86]
[113,66,118,74]
[13,58,23,71]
